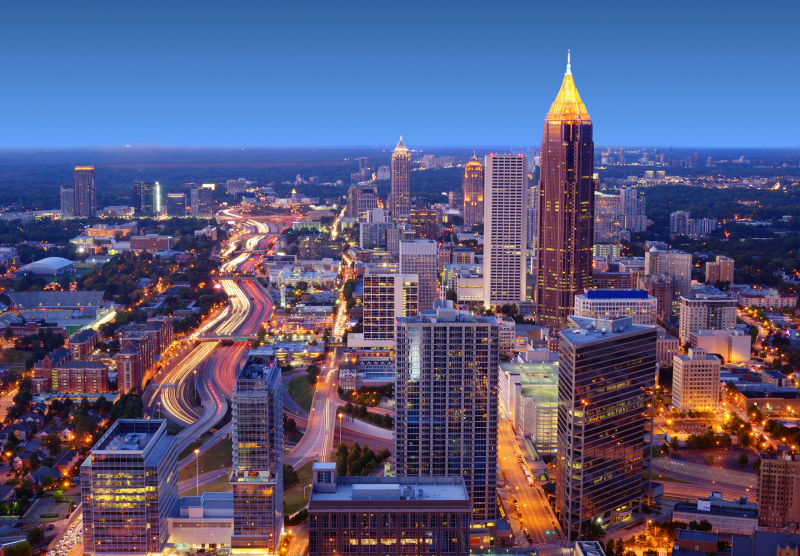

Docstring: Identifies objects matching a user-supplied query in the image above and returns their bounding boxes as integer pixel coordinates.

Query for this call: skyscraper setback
[535,54,595,328]
[73,166,96,216]
[462,155,484,226]
[391,136,411,219]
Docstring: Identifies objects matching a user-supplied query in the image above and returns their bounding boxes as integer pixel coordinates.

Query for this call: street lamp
[195,449,200,495]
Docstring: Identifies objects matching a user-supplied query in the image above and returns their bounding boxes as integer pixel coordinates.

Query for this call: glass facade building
[391,137,411,219]
[555,316,656,539]
[134,181,160,217]
[81,419,178,556]
[230,347,284,553]
[74,166,96,217]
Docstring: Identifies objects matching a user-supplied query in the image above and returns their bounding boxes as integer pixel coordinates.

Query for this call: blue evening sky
[0,0,796,148]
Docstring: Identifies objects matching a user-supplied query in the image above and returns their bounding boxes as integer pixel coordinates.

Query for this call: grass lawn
[288,376,315,413]
[179,470,231,496]
[178,439,232,482]
[166,420,185,435]
[643,470,692,484]
[283,461,314,515]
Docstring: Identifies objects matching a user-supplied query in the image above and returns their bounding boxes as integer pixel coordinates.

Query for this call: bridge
[213,275,266,281]
[193,334,259,342]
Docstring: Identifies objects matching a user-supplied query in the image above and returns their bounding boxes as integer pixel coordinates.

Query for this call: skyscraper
[409,208,440,240]
[399,239,438,312]
[191,187,213,218]
[362,273,419,344]
[133,181,160,217]
[644,247,692,297]
[535,53,594,328]
[556,316,656,539]
[483,154,527,307]
[391,136,411,219]
[394,300,499,521]
[356,183,379,221]
[358,156,369,179]
[462,155,484,226]
[346,186,360,218]
[619,187,646,232]
[81,419,177,556]
[73,166,96,217]
[60,188,75,218]
[593,191,621,244]
[230,347,283,553]
[166,193,186,217]
[527,184,539,252]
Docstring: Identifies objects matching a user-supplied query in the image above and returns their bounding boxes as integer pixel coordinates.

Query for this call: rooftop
[580,288,650,300]
[563,315,655,346]
[9,290,105,309]
[91,419,168,454]
[677,529,718,543]
[310,476,469,503]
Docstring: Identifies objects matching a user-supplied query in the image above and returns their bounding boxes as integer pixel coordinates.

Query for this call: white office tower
[399,239,438,312]
[395,300,500,521]
[230,348,283,553]
[573,289,658,326]
[483,154,528,307]
[672,348,721,411]
[362,273,419,343]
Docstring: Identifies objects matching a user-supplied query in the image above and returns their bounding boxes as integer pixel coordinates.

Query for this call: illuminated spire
[394,136,408,152]
[545,53,590,124]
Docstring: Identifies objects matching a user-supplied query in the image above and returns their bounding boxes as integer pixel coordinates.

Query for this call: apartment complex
[637,274,675,323]
[672,348,721,412]
[74,166,96,217]
[230,347,283,552]
[399,239,438,312]
[705,255,734,285]
[556,316,656,538]
[573,289,658,326]
[394,301,499,521]
[362,273,419,344]
[483,154,527,307]
[81,420,178,556]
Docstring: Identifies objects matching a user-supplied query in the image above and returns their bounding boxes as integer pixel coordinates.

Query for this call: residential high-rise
[637,274,675,323]
[395,300,499,520]
[619,187,646,232]
[409,208,440,240]
[462,155,484,226]
[672,348,721,412]
[74,166,96,217]
[230,347,283,553]
[399,239,438,312]
[358,156,369,179]
[678,285,737,343]
[556,316,656,538]
[362,274,419,343]
[346,186,360,218]
[573,288,658,326]
[81,419,177,556]
[758,446,800,529]
[644,247,692,297]
[60,188,75,218]
[706,255,735,286]
[356,183,379,221]
[527,184,539,252]
[391,136,411,219]
[535,54,594,328]
[594,191,621,244]
[191,187,213,218]
[166,193,186,217]
[133,181,160,217]
[484,154,527,307]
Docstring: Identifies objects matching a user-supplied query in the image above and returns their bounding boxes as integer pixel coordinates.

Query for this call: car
[48,525,55,531]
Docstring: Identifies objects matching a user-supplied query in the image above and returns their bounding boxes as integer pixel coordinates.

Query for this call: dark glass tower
[133,181,159,216]
[535,53,595,329]
[74,166,96,217]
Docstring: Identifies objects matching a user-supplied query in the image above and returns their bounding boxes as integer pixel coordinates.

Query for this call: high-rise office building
[74,166,96,217]
[573,289,658,326]
[672,348,721,412]
[594,191,621,244]
[399,239,438,312]
[678,285,737,343]
[357,184,379,221]
[462,155,484,226]
[134,181,160,217]
[409,208,440,240]
[637,274,675,323]
[705,255,735,286]
[191,187,213,218]
[535,54,594,328]
[391,137,411,219]
[619,187,646,232]
[556,315,656,538]
[758,446,800,529]
[395,300,499,520]
[60,188,75,218]
[527,184,539,252]
[644,247,692,297]
[230,347,283,553]
[166,193,186,217]
[483,154,527,307]
[362,274,419,343]
[81,419,177,556]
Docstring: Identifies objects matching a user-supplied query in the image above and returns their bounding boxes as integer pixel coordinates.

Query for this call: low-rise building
[130,234,175,252]
[657,327,680,369]
[730,383,800,416]
[574,288,658,326]
[57,361,109,393]
[308,464,472,556]
[168,492,233,550]
[730,285,798,309]
[673,529,718,555]
[498,359,558,453]
[673,348,721,412]
[69,328,98,361]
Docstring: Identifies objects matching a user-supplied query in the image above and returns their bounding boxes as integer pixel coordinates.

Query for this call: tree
[306,364,321,386]
[705,455,714,466]
[283,464,299,489]
[5,542,32,556]
[446,289,457,302]
[615,539,625,556]
[669,437,680,451]
[28,451,40,470]
[40,475,54,489]
[26,528,44,547]
[583,520,606,540]
[53,489,64,503]
[605,539,616,556]
[737,453,749,466]
[3,327,12,341]
[42,433,62,457]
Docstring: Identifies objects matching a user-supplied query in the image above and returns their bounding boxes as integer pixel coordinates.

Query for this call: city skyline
[0,1,797,148]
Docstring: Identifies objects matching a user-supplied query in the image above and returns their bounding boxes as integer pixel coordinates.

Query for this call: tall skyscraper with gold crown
[462,155,484,226]
[391,136,411,219]
[535,52,595,329]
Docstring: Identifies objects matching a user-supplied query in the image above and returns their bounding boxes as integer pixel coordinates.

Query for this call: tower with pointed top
[462,155,484,226]
[391,136,411,220]
[535,53,595,329]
